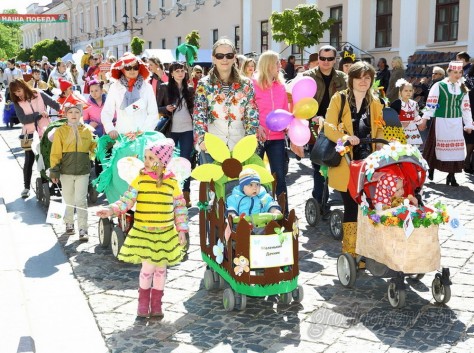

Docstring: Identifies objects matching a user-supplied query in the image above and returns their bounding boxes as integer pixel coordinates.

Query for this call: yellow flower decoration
[191,133,274,184]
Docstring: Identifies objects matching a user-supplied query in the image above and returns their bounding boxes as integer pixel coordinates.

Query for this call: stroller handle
[343,137,389,147]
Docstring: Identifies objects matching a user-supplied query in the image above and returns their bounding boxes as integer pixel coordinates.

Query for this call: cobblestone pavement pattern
[1,122,474,353]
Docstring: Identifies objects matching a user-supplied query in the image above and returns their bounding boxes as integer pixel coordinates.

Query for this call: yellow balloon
[293,98,319,119]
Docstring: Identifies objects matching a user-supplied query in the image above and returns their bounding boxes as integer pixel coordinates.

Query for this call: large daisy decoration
[191,133,274,186]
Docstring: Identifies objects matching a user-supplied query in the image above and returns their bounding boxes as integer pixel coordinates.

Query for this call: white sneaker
[79,229,89,242]
[21,189,30,198]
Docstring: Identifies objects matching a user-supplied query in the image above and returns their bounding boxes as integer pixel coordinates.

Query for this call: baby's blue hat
[239,168,260,191]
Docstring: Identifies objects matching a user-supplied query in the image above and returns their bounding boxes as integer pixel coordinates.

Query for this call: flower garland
[361,201,450,229]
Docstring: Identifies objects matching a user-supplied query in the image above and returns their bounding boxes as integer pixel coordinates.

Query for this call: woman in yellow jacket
[325,61,385,257]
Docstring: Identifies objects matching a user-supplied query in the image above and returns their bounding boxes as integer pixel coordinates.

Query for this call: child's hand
[225,222,232,241]
[51,178,59,184]
[178,231,187,246]
[407,194,419,207]
[96,208,112,218]
[271,208,282,215]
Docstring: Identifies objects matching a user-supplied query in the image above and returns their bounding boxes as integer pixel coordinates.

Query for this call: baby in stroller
[373,173,419,211]
[225,168,282,239]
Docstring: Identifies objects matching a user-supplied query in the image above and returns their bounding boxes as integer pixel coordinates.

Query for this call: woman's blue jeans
[170,130,194,192]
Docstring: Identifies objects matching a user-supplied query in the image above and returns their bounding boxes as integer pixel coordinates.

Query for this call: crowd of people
[2,41,473,318]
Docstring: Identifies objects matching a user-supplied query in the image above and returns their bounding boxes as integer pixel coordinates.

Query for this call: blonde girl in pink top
[252,50,289,212]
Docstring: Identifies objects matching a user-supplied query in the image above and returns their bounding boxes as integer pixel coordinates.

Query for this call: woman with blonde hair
[252,50,289,212]
[386,56,406,103]
[240,57,256,78]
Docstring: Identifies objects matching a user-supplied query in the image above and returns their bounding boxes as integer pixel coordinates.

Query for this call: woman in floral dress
[193,38,259,163]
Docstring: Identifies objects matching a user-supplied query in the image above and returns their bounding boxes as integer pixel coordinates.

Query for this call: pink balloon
[266,109,294,131]
[288,118,311,146]
[292,77,317,104]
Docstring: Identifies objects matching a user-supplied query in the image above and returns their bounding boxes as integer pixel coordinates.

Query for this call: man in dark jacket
[375,58,390,93]
[303,45,347,214]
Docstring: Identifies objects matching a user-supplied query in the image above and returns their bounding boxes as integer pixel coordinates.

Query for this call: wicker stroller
[336,140,452,308]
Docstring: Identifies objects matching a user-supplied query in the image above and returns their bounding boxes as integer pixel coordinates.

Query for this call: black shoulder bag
[310,93,346,167]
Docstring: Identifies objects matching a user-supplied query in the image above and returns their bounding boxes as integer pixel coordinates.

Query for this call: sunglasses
[124,65,140,71]
[319,56,336,62]
[214,53,235,60]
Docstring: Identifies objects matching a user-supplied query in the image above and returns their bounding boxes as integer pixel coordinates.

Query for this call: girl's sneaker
[79,229,89,242]
[65,223,75,235]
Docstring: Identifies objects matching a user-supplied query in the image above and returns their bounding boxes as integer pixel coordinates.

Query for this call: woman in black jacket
[156,62,195,206]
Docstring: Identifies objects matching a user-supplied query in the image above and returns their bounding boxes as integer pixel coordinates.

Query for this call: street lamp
[122,1,143,35]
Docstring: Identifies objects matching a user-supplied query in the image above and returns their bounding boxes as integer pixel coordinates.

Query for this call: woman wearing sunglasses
[193,38,259,161]
[156,62,195,206]
[101,53,158,139]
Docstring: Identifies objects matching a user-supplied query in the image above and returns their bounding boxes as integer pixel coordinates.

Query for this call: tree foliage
[185,30,200,49]
[270,4,334,63]
[0,9,22,59]
[130,36,145,56]
[30,39,70,62]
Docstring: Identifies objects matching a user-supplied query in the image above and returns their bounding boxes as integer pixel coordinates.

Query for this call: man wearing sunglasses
[303,45,347,214]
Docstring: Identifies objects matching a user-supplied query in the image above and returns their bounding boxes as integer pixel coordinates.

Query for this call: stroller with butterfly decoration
[191,133,303,311]
[336,139,453,308]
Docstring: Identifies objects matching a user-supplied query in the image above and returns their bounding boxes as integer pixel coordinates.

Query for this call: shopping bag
[45,200,66,224]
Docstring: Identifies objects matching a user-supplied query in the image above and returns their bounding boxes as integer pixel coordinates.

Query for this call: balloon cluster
[265,77,319,146]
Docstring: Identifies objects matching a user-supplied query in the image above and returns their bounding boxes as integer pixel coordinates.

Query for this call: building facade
[21,0,474,64]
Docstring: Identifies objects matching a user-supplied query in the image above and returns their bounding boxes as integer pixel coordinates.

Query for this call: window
[261,20,268,53]
[113,0,117,23]
[212,29,218,44]
[161,0,165,8]
[148,41,152,49]
[95,5,100,28]
[234,26,240,53]
[435,0,459,41]
[177,36,181,45]
[162,38,166,49]
[147,0,152,12]
[329,6,342,49]
[291,44,301,55]
[375,0,392,47]
[134,0,139,16]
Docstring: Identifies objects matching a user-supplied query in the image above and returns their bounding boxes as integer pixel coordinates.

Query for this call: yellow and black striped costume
[111,173,188,266]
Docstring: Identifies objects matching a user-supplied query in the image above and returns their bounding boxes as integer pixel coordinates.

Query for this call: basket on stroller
[94,131,168,258]
[191,134,303,311]
[336,140,453,308]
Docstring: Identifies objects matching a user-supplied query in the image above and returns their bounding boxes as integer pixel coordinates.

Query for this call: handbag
[19,132,34,151]
[310,93,346,167]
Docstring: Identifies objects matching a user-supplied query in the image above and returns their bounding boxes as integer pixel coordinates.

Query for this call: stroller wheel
[98,218,112,248]
[387,282,406,308]
[223,288,235,311]
[203,269,216,291]
[42,183,50,207]
[35,178,43,202]
[111,226,125,258]
[292,285,304,303]
[337,253,357,288]
[279,292,292,305]
[234,293,247,311]
[432,276,451,304]
[329,210,344,240]
[305,198,321,227]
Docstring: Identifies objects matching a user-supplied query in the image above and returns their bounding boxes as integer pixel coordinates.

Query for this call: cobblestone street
[1,122,474,353]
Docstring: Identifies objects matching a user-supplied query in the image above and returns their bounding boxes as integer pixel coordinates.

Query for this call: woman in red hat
[101,53,158,139]
[57,78,89,116]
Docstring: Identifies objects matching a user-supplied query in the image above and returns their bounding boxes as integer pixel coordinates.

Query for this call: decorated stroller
[2,100,20,128]
[336,140,453,308]
[191,134,303,311]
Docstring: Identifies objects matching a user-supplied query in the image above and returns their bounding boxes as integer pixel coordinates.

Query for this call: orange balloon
[293,98,319,119]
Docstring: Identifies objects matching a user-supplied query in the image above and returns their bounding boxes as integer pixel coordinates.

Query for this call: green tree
[0,9,22,58]
[185,30,200,49]
[130,36,145,56]
[31,39,70,62]
[270,4,334,64]
[16,48,34,63]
